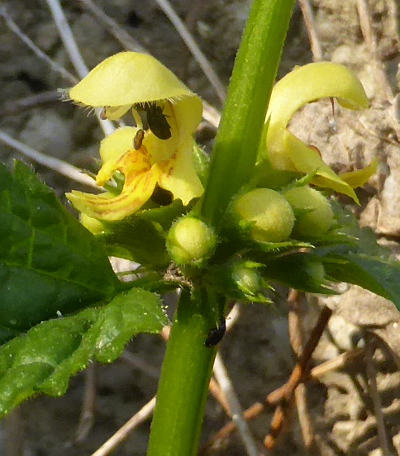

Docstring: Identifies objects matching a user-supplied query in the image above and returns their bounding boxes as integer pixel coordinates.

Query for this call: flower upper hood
[264,62,372,202]
[66,52,204,221]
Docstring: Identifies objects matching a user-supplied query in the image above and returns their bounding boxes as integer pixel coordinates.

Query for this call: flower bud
[233,188,295,242]
[284,186,334,237]
[232,263,262,295]
[166,216,216,266]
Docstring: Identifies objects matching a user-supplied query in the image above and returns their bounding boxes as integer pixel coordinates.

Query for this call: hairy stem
[200,0,295,226]
[147,288,220,456]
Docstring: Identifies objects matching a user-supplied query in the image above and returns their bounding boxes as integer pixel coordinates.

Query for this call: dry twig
[204,306,333,451]
[75,363,97,443]
[120,351,160,379]
[46,0,114,136]
[90,396,156,456]
[0,129,98,188]
[78,0,146,53]
[0,6,77,84]
[1,91,61,117]
[298,0,323,61]
[153,0,226,103]
[309,347,364,379]
[356,2,392,97]
[264,305,332,449]
[365,341,392,456]
[287,290,315,450]
[356,0,400,144]
[213,352,259,456]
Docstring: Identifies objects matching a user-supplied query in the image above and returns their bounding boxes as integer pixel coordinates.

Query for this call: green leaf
[0,161,119,336]
[323,253,400,308]
[205,259,272,303]
[98,200,185,267]
[0,287,167,417]
[308,202,400,306]
[264,253,336,294]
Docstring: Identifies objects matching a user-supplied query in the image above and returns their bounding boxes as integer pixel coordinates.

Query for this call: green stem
[200,0,296,227]
[147,288,220,456]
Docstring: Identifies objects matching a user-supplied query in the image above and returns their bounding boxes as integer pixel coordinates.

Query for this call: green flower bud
[167,216,216,266]
[234,188,295,242]
[232,264,262,295]
[284,186,334,237]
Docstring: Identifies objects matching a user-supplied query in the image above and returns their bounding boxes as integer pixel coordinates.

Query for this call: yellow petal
[157,138,204,205]
[339,159,378,188]
[96,126,139,186]
[283,131,359,202]
[264,62,369,202]
[103,105,132,120]
[267,62,369,130]
[69,51,198,107]
[67,166,159,221]
[172,96,203,142]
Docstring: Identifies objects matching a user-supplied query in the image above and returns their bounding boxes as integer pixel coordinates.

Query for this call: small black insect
[133,129,145,150]
[135,102,171,140]
[205,317,226,347]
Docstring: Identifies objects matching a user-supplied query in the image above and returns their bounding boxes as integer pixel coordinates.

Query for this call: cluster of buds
[67,54,374,273]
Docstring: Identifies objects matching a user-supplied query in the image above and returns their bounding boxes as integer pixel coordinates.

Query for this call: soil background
[1,0,400,455]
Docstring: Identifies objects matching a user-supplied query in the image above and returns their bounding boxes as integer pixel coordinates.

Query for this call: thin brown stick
[295,384,314,449]
[365,342,391,456]
[284,306,332,401]
[75,363,96,443]
[208,375,231,416]
[46,0,114,136]
[153,0,226,103]
[356,0,393,101]
[90,397,156,456]
[356,0,400,142]
[120,350,160,379]
[264,305,332,450]
[298,0,323,61]
[213,352,259,456]
[78,0,146,53]
[1,91,61,117]
[287,290,315,450]
[203,306,333,451]
[0,6,77,84]
[309,347,364,379]
[0,129,98,188]
[204,346,365,448]
[288,289,303,357]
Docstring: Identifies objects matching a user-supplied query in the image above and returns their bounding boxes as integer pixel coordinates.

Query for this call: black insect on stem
[205,317,226,347]
[134,102,172,140]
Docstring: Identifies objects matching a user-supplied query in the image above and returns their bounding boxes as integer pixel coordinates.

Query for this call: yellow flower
[66,52,204,221]
[263,62,374,202]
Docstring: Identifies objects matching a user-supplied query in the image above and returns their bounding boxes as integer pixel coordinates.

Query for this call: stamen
[100,107,108,120]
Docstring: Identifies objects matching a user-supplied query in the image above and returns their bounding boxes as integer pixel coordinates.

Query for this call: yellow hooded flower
[66,52,204,221]
[263,62,374,202]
